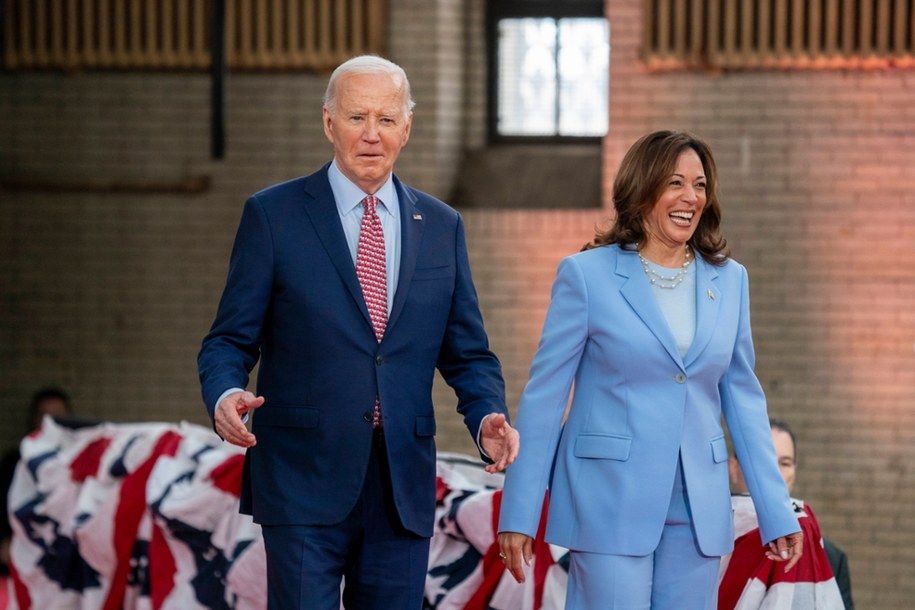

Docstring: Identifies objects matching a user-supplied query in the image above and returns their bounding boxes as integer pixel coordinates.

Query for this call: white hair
[323,55,416,118]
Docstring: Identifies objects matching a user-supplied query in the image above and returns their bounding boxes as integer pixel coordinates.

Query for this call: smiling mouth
[669,211,693,226]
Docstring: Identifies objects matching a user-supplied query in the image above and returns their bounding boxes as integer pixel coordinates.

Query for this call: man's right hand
[215,391,264,448]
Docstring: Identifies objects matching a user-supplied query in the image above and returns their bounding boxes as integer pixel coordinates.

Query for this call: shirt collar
[328,159,397,217]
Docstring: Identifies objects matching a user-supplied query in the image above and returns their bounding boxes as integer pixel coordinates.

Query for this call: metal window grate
[643,0,915,70]
[2,0,386,71]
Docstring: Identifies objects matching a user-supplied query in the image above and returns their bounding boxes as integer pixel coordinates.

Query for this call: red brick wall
[599,4,915,607]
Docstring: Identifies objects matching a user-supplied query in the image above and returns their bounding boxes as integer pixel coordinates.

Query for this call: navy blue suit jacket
[198,164,506,537]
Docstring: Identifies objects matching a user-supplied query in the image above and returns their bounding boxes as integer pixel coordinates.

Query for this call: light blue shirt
[645,260,697,358]
[328,159,401,315]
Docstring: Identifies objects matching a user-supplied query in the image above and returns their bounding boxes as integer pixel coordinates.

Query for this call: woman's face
[643,148,707,250]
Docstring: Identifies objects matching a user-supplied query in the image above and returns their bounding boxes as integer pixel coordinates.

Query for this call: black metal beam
[211,0,226,159]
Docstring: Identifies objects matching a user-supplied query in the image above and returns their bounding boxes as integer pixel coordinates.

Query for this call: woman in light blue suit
[497,131,804,609]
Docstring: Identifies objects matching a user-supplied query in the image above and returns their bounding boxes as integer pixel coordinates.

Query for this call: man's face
[32,397,70,430]
[323,71,412,195]
[728,427,798,494]
[772,428,797,493]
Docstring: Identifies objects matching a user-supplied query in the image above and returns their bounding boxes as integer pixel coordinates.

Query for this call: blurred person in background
[0,386,73,575]
[729,418,854,609]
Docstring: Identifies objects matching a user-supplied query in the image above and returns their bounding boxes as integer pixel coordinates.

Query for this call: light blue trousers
[564,457,721,609]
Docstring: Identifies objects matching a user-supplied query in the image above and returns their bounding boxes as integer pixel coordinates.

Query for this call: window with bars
[643,0,915,70]
[487,0,609,141]
[1,0,386,71]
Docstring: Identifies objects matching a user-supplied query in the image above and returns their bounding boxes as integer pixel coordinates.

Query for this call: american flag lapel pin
[707,289,715,300]
[412,213,423,221]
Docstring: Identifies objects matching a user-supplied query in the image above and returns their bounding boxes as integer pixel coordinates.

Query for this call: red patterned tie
[356,195,387,427]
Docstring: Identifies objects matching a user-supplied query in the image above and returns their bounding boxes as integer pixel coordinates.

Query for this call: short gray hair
[323,55,416,118]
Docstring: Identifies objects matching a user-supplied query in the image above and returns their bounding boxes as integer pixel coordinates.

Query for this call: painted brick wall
[1,1,913,607]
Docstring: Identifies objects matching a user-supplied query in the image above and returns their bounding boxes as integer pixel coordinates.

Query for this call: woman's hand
[765,531,804,572]
[498,531,534,583]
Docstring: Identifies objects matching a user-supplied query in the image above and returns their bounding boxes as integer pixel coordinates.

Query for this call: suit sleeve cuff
[476,413,494,460]
[216,387,249,423]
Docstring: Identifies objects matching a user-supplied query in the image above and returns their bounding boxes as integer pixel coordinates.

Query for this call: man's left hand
[480,413,520,473]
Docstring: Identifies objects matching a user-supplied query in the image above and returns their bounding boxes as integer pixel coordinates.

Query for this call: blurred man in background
[729,418,854,609]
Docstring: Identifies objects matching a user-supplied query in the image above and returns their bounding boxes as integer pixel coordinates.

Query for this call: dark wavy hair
[583,130,729,265]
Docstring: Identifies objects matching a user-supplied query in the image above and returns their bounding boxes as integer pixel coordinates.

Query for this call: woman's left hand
[498,531,533,583]
[765,531,804,572]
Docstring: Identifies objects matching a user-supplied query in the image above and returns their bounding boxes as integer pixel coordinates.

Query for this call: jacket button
[375,355,384,365]
[362,411,373,422]
[674,373,687,383]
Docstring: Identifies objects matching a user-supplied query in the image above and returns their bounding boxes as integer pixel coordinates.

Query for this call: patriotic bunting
[4,423,843,609]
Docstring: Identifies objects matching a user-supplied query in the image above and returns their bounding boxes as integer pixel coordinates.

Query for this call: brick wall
[1,1,913,607]
[599,4,915,608]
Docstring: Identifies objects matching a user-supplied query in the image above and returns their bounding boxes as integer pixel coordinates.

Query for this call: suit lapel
[616,248,686,371]
[301,166,374,330]
[386,176,422,334]
[684,257,721,368]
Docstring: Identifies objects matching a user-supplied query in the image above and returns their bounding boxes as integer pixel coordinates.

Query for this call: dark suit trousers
[261,430,430,610]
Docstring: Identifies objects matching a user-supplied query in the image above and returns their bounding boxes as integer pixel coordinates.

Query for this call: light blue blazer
[498,244,799,557]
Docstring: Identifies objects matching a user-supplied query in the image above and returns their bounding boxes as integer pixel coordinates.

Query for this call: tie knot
[363,195,379,215]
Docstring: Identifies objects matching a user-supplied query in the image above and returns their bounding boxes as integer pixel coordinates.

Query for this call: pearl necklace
[639,246,692,289]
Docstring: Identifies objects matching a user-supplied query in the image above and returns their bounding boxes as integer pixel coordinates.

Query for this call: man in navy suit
[198,55,519,610]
